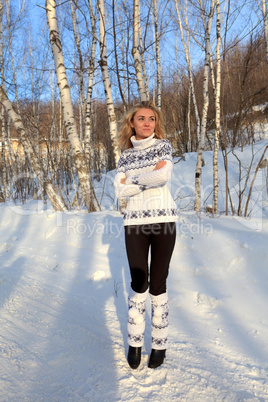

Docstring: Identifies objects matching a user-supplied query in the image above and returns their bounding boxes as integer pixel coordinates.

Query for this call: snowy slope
[0,140,268,401]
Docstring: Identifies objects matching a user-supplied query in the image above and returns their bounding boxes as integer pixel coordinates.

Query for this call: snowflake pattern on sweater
[117,139,173,173]
[114,134,178,226]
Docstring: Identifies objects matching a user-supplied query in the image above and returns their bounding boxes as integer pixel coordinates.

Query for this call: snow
[1,140,268,401]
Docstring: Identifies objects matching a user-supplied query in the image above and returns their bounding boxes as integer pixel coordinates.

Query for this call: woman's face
[130,108,156,140]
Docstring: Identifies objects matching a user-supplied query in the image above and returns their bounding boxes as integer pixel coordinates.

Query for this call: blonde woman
[114,101,178,369]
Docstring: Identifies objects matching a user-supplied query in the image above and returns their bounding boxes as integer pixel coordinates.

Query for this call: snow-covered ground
[0,139,268,401]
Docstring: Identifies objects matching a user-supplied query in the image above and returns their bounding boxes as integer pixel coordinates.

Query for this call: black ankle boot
[127,346,142,369]
[148,349,166,368]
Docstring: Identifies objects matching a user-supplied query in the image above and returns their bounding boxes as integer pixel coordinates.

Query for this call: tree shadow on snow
[22,211,121,401]
[102,214,129,359]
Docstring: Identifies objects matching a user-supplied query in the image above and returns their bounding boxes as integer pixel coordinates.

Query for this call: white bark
[0,0,5,94]
[46,0,98,211]
[85,0,97,164]
[132,0,148,101]
[0,0,15,197]
[70,0,85,143]
[121,8,128,107]
[85,78,94,163]
[212,0,221,214]
[0,1,7,200]
[194,0,215,212]
[98,0,120,165]
[0,108,8,199]
[262,0,268,61]
[187,85,191,152]
[139,22,150,100]
[153,0,162,109]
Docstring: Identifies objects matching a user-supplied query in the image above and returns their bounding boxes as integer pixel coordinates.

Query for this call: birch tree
[221,0,231,215]
[84,0,98,165]
[133,0,148,101]
[212,0,222,214]
[98,0,120,167]
[46,0,98,212]
[0,0,7,200]
[261,0,268,60]
[194,0,215,212]
[70,0,85,143]
[153,0,162,109]
[139,14,150,100]
[255,0,268,61]
[0,106,7,200]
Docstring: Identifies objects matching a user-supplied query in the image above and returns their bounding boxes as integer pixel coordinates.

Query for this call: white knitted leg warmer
[127,288,148,347]
[150,292,169,350]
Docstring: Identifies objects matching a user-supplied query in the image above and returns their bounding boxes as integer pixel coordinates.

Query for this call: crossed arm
[114,160,171,199]
[120,161,166,184]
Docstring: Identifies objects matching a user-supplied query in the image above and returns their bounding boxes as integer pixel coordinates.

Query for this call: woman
[114,101,178,369]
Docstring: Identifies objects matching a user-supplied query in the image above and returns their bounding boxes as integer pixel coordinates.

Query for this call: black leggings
[124,222,176,296]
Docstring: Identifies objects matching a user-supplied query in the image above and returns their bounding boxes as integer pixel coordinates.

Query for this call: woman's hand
[153,160,167,171]
[120,177,126,184]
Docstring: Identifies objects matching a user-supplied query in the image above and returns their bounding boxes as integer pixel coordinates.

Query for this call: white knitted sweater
[114,133,178,226]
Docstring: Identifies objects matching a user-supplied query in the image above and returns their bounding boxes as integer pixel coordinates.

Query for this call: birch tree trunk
[222,0,231,215]
[187,86,191,152]
[121,4,128,107]
[133,0,148,101]
[70,0,85,143]
[262,0,268,61]
[0,87,66,211]
[85,0,97,164]
[46,0,98,212]
[153,0,162,109]
[0,0,7,199]
[98,0,120,167]
[0,104,7,200]
[212,0,221,214]
[0,0,17,199]
[194,0,215,212]
[139,23,150,100]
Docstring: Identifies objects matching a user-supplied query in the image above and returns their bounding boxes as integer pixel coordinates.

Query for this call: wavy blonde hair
[118,101,165,150]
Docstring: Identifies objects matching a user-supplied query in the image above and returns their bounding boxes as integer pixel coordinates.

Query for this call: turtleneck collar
[130,132,156,150]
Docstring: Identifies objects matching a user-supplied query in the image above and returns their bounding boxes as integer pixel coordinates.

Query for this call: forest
[0,0,267,214]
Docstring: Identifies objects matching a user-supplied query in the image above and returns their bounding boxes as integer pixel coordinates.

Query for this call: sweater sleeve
[114,155,148,199]
[125,160,173,187]
[125,140,173,188]
[114,171,148,198]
